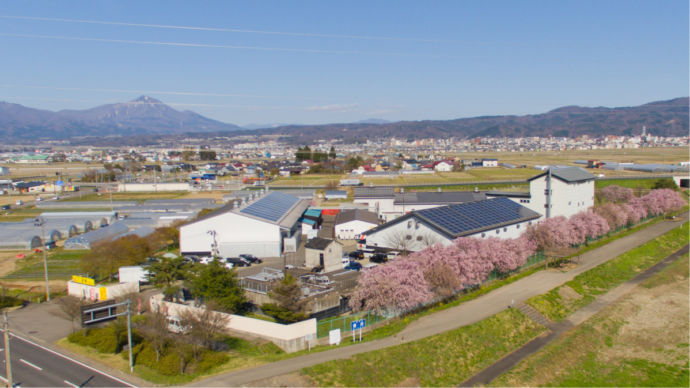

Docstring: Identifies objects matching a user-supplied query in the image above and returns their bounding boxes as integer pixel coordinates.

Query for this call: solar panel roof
[416,197,541,237]
[239,191,300,222]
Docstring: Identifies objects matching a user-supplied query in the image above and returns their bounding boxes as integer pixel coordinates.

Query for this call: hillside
[0,96,242,140]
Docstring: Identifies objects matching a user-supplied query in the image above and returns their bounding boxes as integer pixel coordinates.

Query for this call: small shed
[304,237,342,273]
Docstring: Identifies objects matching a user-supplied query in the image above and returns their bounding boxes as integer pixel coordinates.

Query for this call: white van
[166,316,190,334]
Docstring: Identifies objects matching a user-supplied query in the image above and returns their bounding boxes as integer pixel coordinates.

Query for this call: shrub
[195,351,229,373]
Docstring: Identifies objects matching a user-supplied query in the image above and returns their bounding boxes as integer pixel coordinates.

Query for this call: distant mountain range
[250,97,688,143]
[0,96,687,143]
[0,95,242,140]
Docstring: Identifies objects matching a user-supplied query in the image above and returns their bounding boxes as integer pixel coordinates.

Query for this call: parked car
[15,200,22,206]
[199,256,214,265]
[311,266,323,273]
[239,254,262,264]
[345,261,362,271]
[370,253,388,263]
[363,263,378,270]
[225,257,250,267]
[348,250,364,260]
[341,257,351,268]
[1,205,10,210]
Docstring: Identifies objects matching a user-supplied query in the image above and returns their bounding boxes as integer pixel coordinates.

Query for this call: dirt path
[189,215,687,387]
[461,244,689,387]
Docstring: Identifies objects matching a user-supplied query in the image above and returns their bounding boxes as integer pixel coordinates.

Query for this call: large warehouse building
[179,191,309,258]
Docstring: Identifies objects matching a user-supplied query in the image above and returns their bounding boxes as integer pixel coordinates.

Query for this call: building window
[568,201,571,206]
[503,227,507,232]
[516,224,521,229]
[496,229,500,234]
[406,235,412,240]
[481,233,486,238]
[407,221,412,229]
[415,222,420,230]
[416,236,423,241]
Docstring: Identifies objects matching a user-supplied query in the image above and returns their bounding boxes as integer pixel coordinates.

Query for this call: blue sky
[0,0,687,126]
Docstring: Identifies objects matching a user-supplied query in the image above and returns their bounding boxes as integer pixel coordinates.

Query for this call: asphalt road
[0,333,133,388]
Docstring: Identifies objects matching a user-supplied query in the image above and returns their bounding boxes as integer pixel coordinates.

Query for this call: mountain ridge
[0,96,687,142]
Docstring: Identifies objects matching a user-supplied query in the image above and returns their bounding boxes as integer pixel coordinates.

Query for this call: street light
[34,216,50,301]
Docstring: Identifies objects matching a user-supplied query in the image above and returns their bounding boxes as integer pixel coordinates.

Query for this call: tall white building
[487,166,595,219]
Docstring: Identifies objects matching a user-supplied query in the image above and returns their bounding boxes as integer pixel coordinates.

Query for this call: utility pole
[126,300,133,373]
[34,217,50,301]
[3,313,12,388]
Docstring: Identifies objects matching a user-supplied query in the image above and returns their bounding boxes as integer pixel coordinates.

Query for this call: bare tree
[135,310,171,362]
[179,303,229,359]
[383,229,442,255]
[383,229,415,256]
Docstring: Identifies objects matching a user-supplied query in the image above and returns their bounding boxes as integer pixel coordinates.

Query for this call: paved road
[191,215,687,387]
[0,333,133,387]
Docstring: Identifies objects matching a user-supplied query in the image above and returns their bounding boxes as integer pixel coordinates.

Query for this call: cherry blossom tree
[598,185,634,203]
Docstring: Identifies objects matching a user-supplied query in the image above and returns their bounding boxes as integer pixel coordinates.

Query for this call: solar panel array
[417,197,538,236]
[239,191,300,222]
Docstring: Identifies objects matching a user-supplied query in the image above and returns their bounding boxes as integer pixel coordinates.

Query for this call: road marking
[64,380,78,388]
[20,358,43,370]
[9,333,135,387]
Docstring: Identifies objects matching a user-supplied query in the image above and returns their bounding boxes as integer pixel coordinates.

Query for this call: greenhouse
[63,222,129,250]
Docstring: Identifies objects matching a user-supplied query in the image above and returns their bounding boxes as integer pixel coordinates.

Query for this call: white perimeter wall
[180,212,282,258]
[67,281,139,301]
[150,294,317,353]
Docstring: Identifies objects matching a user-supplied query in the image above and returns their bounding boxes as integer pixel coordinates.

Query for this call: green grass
[526,222,689,321]
[302,308,545,387]
[492,254,689,387]
[63,191,188,202]
[595,177,674,190]
[2,249,87,280]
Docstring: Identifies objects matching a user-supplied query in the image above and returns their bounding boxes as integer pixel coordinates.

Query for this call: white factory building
[179,191,308,258]
[361,197,541,253]
[487,166,595,219]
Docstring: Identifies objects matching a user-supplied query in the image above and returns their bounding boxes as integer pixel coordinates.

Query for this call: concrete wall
[117,183,191,192]
[150,295,317,353]
[67,281,139,301]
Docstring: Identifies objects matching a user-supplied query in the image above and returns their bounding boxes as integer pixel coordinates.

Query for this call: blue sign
[350,319,366,331]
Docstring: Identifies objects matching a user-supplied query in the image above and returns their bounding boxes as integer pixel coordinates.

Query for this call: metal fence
[316,250,547,338]
[316,310,387,338]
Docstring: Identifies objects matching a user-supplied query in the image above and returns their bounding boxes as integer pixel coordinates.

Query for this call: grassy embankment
[303,308,544,387]
[492,250,689,387]
[526,222,688,321]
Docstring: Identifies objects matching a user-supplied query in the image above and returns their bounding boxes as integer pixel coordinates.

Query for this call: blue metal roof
[304,208,322,217]
[416,197,541,237]
[301,218,317,225]
[239,191,300,222]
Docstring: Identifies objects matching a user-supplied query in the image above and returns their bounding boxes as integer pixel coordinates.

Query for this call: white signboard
[329,329,341,346]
